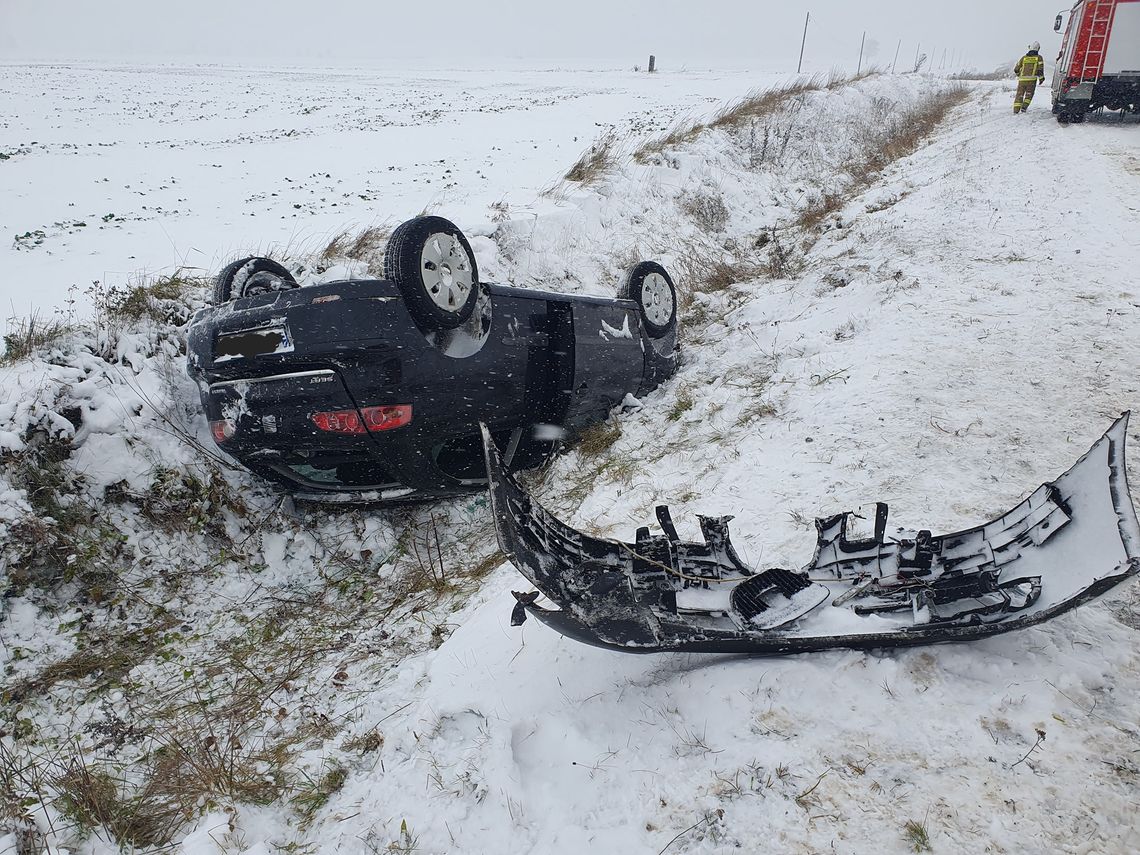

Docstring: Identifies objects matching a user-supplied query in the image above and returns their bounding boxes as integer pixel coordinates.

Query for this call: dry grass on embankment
[634,69,878,162]
[795,84,970,231]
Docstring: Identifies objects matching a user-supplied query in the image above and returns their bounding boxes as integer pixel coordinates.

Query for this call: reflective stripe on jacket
[1014,53,1044,82]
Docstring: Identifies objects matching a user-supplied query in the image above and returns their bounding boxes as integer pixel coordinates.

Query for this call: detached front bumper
[481,416,1140,655]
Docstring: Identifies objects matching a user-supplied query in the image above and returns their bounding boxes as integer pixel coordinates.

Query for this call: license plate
[215,324,293,360]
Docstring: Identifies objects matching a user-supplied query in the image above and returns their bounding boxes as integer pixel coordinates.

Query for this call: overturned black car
[186,215,679,502]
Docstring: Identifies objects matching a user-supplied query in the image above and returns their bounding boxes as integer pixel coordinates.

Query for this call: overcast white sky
[0,1,1061,71]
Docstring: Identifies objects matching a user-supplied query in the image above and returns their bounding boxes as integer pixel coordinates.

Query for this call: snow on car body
[1052,0,1140,120]
[186,216,679,502]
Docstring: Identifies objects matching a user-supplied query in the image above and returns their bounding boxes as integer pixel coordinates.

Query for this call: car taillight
[312,410,365,434]
[210,419,235,443]
[362,404,413,431]
[311,405,412,435]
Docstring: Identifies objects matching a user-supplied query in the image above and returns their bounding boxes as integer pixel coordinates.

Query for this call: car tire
[620,261,677,338]
[213,257,298,304]
[385,216,479,331]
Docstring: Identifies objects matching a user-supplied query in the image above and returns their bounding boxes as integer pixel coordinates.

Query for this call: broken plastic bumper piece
[479,415,1140,654]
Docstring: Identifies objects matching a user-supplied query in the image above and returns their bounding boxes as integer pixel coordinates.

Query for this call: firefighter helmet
[1030,41,1041,51]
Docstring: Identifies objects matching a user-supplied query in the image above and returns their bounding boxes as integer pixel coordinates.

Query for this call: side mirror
[1055,14,1063,32]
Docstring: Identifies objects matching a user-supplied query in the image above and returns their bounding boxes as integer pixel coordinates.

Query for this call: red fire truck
[1052,0,1140,122]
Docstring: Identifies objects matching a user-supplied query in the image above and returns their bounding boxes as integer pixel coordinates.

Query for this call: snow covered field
[0,62,762,320]
[3,63,1140,855]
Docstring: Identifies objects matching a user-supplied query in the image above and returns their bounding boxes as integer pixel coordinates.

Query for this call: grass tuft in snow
[2,431,126,599]
[4,429,251,601]
[52,758,186,848]
[4,273,204,368]
[760,229,802,279]
[670,227,804,316]
[1,313,75,364]
[93,273,199,326]
[319,225,390,270]
[667,387,696,422]
[903,817,933,852]
[342,729,384,755]
[564,128,621,184]
[795,192,845,231]
[0,743,50,853]
[534,419,645,514]
[711,78,822,129]
[678,189,730,234]
[865,192,907,214]
[131,465,248,536]
[949,67,1008,81]
[400,512,454,595]
[5,626,161,706]
[575,420,622,457]
[293,761,349,823]
[736,397,778,427]
[672,242,766,303]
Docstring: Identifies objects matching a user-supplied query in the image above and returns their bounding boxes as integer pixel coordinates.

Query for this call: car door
[563,297,645,427]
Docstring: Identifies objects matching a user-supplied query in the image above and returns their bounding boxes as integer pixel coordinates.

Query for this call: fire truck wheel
[1057,107,1085,125]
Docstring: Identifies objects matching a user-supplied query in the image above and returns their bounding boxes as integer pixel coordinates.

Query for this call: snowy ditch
[3,71,1140,855]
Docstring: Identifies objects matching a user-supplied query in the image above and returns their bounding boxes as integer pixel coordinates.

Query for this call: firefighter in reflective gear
[1013,42,1046,113]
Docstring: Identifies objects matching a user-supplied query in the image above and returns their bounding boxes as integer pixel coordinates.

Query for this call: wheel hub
[641,272,674,326]
[421,233,473,312]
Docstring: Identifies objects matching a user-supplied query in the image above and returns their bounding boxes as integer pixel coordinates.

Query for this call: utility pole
[892,39,901,73]
[857,31,866,74]
[797,12,810,74]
